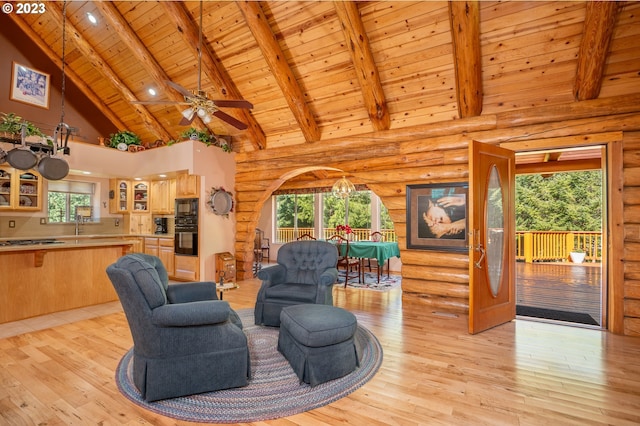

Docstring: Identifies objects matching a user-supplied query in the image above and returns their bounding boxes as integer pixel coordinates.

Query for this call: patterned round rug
[115,308,383,423]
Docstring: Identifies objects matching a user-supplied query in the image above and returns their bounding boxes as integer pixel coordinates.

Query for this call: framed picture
[406,182,469,252]
[10,62,50,109]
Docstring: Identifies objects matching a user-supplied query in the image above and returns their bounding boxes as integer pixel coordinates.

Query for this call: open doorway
[514,146,605,327]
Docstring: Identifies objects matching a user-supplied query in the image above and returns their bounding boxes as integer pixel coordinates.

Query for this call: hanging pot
[37,126,69,180]
[6,126,37,170]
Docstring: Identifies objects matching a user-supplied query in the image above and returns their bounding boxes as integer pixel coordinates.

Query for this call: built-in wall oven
[175,198,199,256]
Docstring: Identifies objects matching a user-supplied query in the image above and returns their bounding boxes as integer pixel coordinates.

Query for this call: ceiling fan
[132,1,252,130]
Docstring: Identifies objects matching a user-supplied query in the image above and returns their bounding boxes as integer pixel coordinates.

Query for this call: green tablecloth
[338,241,400,265]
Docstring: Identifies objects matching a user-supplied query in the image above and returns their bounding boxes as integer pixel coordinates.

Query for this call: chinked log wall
[235,93,640,336]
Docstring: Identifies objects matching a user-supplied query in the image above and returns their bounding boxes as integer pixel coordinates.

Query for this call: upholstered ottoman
[278,304,359,386]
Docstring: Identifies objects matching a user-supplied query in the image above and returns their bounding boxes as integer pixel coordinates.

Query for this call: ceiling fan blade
[213,110,248,130]
[166,80,193,98]
[179,114,196,126]
[131,100,186,105]
[212,99,253,109]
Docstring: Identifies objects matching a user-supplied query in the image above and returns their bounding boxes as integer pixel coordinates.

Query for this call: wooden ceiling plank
[574,1,620,101]
[46,1,173,142]
[236,0,321,143]
[160,1,266,150]
[94,2,211,135]
[448,0,483,118]
[7,13,127,132]
[334,1,390,131]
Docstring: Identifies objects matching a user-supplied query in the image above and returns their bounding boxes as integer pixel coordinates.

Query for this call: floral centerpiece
[336,224,353,239]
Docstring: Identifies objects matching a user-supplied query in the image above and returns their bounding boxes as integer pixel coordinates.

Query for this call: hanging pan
[6,125,37,170]
[38,123,69,181]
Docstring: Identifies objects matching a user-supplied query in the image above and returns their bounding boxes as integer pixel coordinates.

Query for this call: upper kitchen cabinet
[132,181,150,213]
[0,166,42,211]
[176,173,199,198]
[109,179,131,213]
[150,179,176,214]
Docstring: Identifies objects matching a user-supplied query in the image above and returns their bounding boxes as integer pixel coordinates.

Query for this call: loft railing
[515,231,602,263]
[276,228,397,243]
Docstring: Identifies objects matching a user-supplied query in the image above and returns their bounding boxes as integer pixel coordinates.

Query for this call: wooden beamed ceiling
[7,1,637,153]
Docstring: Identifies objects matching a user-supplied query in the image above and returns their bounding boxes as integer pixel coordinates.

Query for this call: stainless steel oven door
[175,230,198,256]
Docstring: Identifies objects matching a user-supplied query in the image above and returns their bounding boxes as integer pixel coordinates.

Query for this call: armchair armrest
[152,300,230,327]
[167,281,217,303]
[257,264,286,284]
[319,267,339,286]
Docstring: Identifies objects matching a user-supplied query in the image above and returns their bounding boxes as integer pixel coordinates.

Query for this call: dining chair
[327,234,360,287]
[296,233,316,240]
[366,231,387,280]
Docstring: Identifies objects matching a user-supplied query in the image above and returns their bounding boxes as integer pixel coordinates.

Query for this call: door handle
[472,229,485,269]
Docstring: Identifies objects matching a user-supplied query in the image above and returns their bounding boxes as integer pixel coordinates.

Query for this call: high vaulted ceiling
[8,1,640,154]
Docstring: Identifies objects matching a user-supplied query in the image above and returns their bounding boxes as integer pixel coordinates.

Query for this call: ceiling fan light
[182,108,194,120]
[202,114,212,124]
[197,108,207,118]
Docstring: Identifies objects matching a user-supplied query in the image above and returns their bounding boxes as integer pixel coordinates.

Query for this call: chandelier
[332,176,356,199]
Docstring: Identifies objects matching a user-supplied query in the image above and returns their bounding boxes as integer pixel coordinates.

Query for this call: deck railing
[516,231,602,263]
[276,228,397,243]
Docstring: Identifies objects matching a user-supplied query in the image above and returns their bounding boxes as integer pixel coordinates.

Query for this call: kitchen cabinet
[0,166,42,211]
[109,179,130,213]
[150,179,176,214]
[176,173,199,198]
[159,237,175,276]
[143,236,175,277]
[174,254,199,281]
[132,181,150,212]
[129,213,152,234]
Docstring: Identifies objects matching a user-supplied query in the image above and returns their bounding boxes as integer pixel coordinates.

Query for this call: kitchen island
[0,238,134,324]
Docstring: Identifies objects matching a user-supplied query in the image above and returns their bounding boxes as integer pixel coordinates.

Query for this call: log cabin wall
[235,93,640,335]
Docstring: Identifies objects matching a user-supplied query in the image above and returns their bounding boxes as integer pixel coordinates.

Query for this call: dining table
[336,240,400,283]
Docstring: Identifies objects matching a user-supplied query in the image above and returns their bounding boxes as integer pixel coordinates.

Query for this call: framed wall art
[406,182,469,252]
[10,62,50,109]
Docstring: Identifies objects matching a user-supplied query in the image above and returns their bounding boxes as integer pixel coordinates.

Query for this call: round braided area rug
[115,308,383,423]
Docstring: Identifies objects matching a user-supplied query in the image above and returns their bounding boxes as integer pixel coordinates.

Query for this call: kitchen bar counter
[0,238,135,324]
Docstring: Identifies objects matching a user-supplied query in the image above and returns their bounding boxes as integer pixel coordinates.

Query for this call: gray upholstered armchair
[106,253,250,401]
[254,240,339,326]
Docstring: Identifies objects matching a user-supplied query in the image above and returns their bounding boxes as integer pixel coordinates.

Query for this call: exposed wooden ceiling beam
[448,0,483,118]
[516,158,602,175]
[7,13,127,133]
[93,2,209,134]
[574,1,620,101]
[236,0,321,143]
[334,1,390,132]
[46,2,173,142]
[161,1,266,150]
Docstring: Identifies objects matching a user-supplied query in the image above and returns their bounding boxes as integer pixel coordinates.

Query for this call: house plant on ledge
[569,249,586,264]
[108,130,141,151]
[0,112,45,141]
[176,127,232,152]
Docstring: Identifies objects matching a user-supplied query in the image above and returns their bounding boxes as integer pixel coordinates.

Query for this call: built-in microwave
[175,198,198,218]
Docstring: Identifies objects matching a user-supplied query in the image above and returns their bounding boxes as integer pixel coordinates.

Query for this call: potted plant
[569,249,586,264]
[0,112,45,140]
[109,130,141,151]
[179,127,232,152]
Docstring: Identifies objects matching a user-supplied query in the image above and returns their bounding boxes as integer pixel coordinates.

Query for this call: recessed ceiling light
[82,171,91,175]
[86,12,97,25]
[159,174,167,178]
[134,177,142,181]
[148,88,157,96]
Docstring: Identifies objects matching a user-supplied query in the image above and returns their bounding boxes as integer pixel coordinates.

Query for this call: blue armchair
[106,253,250,401]
[254,240,339,326]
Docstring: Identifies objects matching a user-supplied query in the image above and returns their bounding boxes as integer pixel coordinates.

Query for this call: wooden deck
[516,262,602,325]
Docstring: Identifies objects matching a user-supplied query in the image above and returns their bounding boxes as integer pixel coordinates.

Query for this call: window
[274,189,395,242]
[47,181,95,223]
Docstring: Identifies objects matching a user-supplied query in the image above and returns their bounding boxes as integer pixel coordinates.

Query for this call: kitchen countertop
[0,238,139,253]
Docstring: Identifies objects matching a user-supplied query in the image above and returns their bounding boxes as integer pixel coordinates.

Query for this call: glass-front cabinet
[109,179,130,213]
[132,182,149,212]
[0,166,42,211]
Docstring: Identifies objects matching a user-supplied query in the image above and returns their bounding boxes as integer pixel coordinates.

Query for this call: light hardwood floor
[1,278,639,425]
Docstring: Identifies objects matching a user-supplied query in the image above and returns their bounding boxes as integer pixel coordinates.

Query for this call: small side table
[217,282,239,300]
